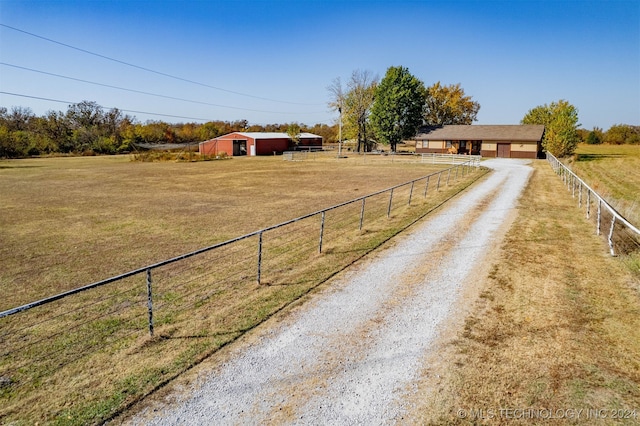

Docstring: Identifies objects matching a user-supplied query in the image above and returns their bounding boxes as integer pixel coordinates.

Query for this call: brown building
[199,132,323,157]
[414,125,545,159]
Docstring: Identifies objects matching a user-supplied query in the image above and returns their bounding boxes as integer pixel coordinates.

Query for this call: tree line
[2,69,636,159]
[521,100,639,157]
[329,66,637,158]
[578,124,640,146]
[327,66,480,152]
[0,101,338,158]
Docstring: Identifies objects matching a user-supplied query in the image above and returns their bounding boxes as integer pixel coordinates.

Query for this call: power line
[0,91,214,122]
[0,91,333,125]
[0,23,324,106]
[0,62,325,115]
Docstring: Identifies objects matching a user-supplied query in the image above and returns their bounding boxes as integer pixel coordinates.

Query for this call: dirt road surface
[124,159,532,425]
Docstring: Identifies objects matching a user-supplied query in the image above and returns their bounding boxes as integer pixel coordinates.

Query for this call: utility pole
[337,104,343,157]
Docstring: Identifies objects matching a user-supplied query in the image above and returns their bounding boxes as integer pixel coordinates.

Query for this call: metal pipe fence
[0,159,481,421]
[282,150,481,166]
[546,152,640,256]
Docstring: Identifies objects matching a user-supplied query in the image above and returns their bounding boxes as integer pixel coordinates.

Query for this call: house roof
[225,132,322,140]
[235,132,289,139]
[414,125,545,141]
[298,132,323,139]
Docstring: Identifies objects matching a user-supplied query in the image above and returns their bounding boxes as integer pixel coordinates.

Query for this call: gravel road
[126,159,532,425]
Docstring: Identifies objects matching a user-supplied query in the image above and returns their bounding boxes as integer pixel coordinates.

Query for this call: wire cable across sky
[0,23,325,107]
[0,62,326,115]
[0,91,219,122]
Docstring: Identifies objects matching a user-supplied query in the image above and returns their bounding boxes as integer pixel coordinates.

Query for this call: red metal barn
[199,132,323,157]
[297,133,323,149]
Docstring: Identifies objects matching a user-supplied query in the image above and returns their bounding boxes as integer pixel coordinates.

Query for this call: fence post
[436,172,441,191]
[608,215,616,256]
[455,164,459,181]
[423,176,430,197]
[257,231,263,284]
[597,199,602,236]
[359,198,366,230]
[318,211,325,253]
[408,181,414,206]
[586,190,591,219]
[572,175,576,198]
[146,268,154,337]
[446,168,451,186]
[387,188,394,217]
[579,183,582,208]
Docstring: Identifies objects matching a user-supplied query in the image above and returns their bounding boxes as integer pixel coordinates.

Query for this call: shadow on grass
[576,153,625,162]
[159,329,248,340]
[0,165,43,169]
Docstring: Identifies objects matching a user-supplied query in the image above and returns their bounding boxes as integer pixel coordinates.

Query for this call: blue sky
[0,0,638,130]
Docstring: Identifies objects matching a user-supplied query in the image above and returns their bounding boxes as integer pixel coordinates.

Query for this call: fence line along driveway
[125,159,533,425]
[547,152,640,256]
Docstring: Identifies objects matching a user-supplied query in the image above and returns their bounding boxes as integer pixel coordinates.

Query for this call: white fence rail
[547,152,640,256]
[283,150,481,167]
[419,153,481,165]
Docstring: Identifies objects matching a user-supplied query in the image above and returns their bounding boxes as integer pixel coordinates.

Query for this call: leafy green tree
[578,127,603,145]
[286,122,302,146]
[423,82,480,126]
[522,99,580,157]
[307,123,338,144]
[0,124,13,157]
[41,110,73,153]
[586,130,602,145]
[66,101,104,130]
[604,124,640,145]
[197,122,221,141]
[370,66,425,152]
[174,122,201,144]
[0,107,50,157]
[3,106,36,131]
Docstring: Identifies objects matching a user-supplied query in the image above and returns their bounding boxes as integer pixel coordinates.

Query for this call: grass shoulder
[570,144,640,226]
[420,160,640,424]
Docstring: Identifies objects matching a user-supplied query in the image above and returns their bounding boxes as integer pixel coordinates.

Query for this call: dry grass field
[420,160,640,424]
[0,153,485,424]
[569,144,640,276]
[1,153,458,310]
[570,144,640,226]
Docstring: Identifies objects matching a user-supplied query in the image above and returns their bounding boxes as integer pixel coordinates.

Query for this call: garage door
[497,143,511,158]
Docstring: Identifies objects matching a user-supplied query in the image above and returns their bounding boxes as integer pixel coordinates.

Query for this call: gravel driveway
[125,159,532,425]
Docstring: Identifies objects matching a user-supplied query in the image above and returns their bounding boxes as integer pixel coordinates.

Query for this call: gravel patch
[126,159,532,425]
